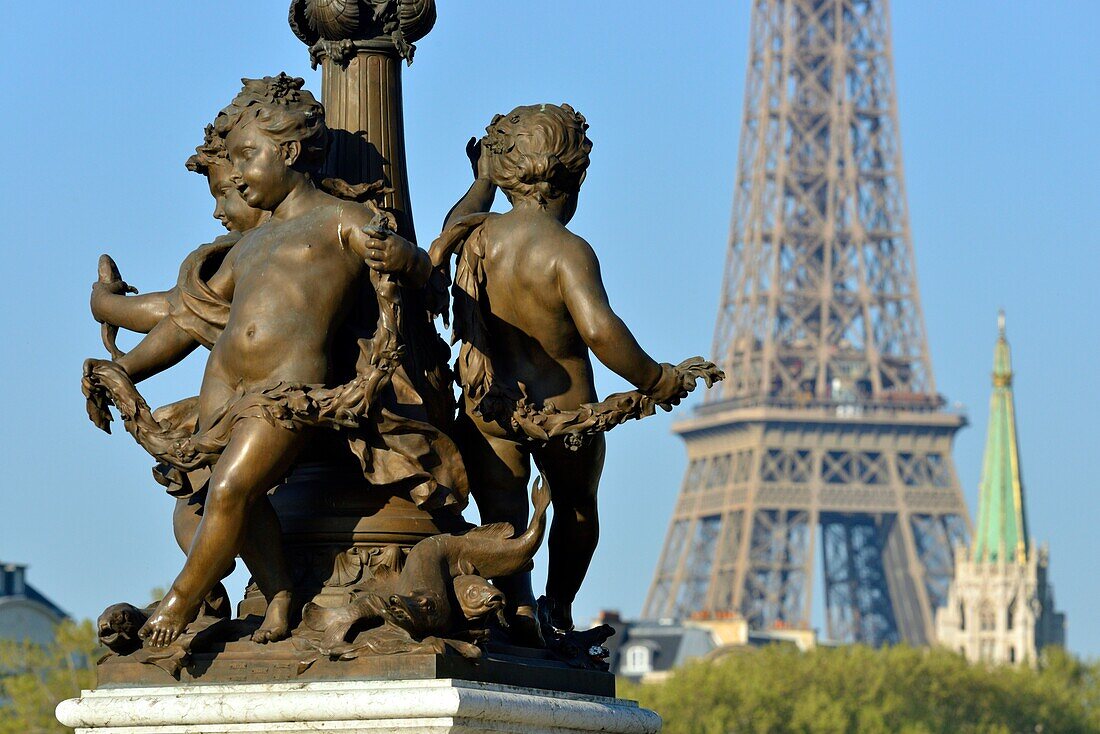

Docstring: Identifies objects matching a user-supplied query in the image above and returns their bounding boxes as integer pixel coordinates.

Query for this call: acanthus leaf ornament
[289,0,437,66]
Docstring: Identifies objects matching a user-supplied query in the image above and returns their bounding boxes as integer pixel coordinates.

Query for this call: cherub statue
[428,104,722,643]
[90,125,278,636]
[83,74,467,649]
[88,122,437,648]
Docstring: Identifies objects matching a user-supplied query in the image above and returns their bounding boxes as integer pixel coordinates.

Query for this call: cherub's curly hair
[482,103,592,206]
[213,73,328,173]
[185,125,227,177]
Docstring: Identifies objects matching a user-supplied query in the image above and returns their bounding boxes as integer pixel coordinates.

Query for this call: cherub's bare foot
[506,604,545,648]
[251,591,293,644]
[139,589,200,649]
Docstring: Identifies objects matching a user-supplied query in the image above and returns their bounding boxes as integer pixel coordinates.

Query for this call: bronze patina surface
[82,0,721,687]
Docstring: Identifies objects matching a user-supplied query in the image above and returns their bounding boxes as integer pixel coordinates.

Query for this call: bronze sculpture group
[83,35,721,674]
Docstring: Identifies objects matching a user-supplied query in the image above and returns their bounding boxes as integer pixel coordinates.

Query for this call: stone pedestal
[56,679,662,733]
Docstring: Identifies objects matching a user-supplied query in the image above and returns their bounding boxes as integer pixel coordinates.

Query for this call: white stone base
[56,679,662,733]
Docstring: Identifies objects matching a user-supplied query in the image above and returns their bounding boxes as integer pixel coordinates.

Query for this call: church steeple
[935,310,1065,663]
[973,311,1030,563]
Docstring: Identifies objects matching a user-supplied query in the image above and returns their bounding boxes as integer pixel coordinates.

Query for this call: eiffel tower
[642,0,971,645]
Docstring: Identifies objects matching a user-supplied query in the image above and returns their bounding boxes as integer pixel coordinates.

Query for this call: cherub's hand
[90,280,131,322]
[466,136,492,182]
[643,363,691,410]
[82,357,120,433]
[354,224,422,276]
[82,357,128,391]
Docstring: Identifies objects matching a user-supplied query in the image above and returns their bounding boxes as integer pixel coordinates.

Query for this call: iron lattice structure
[643,0,971,645]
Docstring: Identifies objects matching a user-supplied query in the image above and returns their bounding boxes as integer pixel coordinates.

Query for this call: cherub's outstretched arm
[443,138,496,232]
[114,249,237,383]
[90,255,172,334]
[91,285,172,334]
[557,237,687,405]
[114,320,198,384]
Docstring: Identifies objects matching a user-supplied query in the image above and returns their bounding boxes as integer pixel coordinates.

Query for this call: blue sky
[2,2,1097,655]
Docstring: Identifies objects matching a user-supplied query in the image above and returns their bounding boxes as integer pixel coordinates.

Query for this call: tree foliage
[619,645,1100,734]
[0,620,100,734]
[4,624,1097,733]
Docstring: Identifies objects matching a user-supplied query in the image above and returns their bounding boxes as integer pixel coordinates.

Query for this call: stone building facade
[597,611,817,682]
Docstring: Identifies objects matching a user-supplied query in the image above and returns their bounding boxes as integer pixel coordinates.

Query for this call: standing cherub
[431,104,702,642]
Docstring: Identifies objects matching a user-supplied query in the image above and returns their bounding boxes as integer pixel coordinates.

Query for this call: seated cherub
[88,74,468,649]
[89,125,276,636]
[432,104,690,641]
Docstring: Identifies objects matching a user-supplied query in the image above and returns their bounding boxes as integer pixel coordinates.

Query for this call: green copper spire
[973,311,1030,563]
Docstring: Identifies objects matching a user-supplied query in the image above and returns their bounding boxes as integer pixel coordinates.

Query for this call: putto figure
[84,74,465,648]
[430,104,719,641]
[83,75,720,674]
[90,125,274,630]
[91,126,269,356]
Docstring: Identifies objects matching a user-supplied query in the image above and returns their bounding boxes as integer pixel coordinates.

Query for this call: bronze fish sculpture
[304,476,549,649]
[95,254,137,360]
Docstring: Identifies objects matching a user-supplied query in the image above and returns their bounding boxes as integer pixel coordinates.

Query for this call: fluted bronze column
[290,0,437,241]
[319,45,415,239]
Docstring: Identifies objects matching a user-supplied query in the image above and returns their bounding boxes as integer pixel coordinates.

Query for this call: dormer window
[621,644,653,675]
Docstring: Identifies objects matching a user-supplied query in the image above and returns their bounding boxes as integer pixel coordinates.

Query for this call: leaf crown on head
[482,103,593,207]
[212,73,329,173]
[185,125,227,177]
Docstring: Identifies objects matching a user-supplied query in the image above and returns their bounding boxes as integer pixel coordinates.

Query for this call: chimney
[597,610,622,625]
[2,563,27,596]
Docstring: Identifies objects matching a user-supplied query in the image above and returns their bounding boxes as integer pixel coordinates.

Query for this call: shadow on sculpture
[430,104,723,653]
[84,46,721,683]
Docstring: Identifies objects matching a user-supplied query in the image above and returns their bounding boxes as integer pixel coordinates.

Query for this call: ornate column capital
[289,0,437,67]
